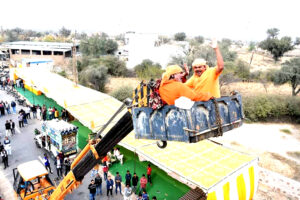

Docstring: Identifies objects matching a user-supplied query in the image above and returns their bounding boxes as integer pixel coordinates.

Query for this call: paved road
[0,89,132,200]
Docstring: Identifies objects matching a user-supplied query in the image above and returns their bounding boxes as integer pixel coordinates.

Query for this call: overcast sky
[1,0,299,41]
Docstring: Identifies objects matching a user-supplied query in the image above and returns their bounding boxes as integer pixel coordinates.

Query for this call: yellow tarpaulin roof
[120,135,256,190]
[13,67,125,132]
[13,67,257,190]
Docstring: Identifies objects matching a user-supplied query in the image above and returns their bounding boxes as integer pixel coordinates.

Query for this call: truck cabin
[13,160,54,200]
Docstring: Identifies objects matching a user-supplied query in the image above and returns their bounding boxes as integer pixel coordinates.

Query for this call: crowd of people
[0,100,16,170]
[42,152,72,179]
[88,157,156,200]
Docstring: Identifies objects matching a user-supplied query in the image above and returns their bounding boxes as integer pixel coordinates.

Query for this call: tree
[59,26,71,38]
[158,35,170,44]
[295,37,300,46]
[219,60,250,88]
[134,59,163,79]
[174,32,186,41]
[99,55,127,76]
[272,58,300,96]
[259,28,294,62]
[267,28,279,38]
[43,35,56,42]
[80,34,118,57]
[248,41,256,52]
[194,36,204,44]
[79,65,108,92]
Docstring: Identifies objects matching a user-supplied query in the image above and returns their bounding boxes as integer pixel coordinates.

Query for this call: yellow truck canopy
[17,160,48,181]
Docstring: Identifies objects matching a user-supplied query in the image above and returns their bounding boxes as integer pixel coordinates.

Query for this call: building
[1,41,79,67]
[117,32,187,69]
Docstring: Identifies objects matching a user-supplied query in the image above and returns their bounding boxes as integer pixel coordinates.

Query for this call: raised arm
[211,39,224,74]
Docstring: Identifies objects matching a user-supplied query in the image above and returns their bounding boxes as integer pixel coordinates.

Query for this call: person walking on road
[54,156,63,178]
[5,101,11,114]
[3,136,11,155]
[10,119,15,135]
[43,154,52,173]
[102,163,108,181]
[5,120,11,137]
[64,156,71,176]
[11,100,16,114]
[94,173,103,195]
[1,149,8,169]
[88,179,97,200]
[106,175,114,197]
[18,113,24,128]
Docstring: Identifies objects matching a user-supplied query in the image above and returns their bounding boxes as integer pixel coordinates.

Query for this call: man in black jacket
[88,179,97,200]
[132,173,139,194]
[5,120,11,137]
[94,173,102,195]
[10,119,15,135]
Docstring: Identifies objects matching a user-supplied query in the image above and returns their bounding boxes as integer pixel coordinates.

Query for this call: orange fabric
[159,80,211,105]
[185,66,221,98]
[161,65,183,86]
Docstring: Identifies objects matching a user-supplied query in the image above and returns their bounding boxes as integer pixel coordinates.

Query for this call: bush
[57,70,66,77]
[79,65,108,92]
[174,32,186,41]
[243,95,300,123]
[134,59,163,79]
[111,86,133,102]
[99,55,127,76]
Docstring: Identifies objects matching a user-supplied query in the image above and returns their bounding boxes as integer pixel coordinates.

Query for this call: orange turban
[161,65,183,86]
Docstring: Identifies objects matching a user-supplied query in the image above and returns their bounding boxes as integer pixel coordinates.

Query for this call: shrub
[58,70,66,77]
[134,59,163,80]
[111,86,133,102]
[243,95,300,123]
[79,65,108,92]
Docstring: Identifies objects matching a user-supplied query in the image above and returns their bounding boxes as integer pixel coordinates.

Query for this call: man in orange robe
[185,39,224,98]
[159,65,211,105]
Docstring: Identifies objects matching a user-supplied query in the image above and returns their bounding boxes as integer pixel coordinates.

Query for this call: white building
[119,32,187,69]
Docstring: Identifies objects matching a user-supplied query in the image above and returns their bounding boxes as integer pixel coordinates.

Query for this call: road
[0,89,130,200]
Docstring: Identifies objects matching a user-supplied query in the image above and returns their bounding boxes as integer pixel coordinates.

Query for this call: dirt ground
[212,123,300,199]
[213,123,300,178]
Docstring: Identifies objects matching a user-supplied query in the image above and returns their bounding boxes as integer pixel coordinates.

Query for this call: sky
[1,0,299,41]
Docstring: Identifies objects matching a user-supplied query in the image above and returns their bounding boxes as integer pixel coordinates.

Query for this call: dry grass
[106,77,140,93]
[237,51,294,72]
[221,82,292,97]
[287,151,300,161]
[107,77,294,98]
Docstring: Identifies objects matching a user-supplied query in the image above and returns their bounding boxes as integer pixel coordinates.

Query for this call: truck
[34,120,78,158]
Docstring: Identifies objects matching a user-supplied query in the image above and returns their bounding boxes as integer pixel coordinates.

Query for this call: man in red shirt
[140,174,148,193]
[147,164,152,185]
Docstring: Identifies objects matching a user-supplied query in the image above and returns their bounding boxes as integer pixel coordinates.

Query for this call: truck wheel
[156,140,167,149]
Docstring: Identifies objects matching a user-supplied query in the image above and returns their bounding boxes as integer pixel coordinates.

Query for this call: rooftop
[1,41,79,52]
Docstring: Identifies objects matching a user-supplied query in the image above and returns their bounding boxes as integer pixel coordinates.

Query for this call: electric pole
[72,30,78,86]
